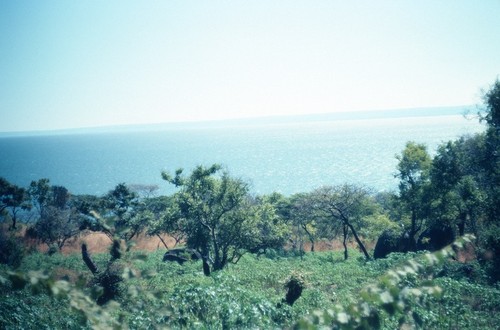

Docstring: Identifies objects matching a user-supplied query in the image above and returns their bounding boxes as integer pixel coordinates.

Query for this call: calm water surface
[0,115,485,196]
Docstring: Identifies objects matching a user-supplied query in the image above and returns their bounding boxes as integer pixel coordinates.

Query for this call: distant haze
[0,106,475,137]
[1,1,499,132]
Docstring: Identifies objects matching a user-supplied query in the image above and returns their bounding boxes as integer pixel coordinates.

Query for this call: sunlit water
[0,114,485,196]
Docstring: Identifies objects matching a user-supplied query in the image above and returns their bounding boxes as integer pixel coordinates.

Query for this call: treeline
[1,80,499,282]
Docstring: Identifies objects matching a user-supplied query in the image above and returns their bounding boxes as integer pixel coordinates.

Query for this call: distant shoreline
[0,105,476,138]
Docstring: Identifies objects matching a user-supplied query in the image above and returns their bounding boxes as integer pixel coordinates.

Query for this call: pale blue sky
[1,1,499,132]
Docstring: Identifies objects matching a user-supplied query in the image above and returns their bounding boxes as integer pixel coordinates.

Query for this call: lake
[0,108,485,196]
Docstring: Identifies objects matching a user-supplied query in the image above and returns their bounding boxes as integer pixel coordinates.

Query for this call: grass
[1,247,499,329]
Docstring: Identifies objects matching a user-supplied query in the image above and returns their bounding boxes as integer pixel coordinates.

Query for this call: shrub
[373,229,408,259]
[0,230,25,268]
[479,224,500,284]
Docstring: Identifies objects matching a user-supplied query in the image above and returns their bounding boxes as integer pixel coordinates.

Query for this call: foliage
[146,195,186,247]
[295,235,485,329]
[102,183,144,241]
[28,206,83,250]
[28,178,51,216]
[395,141,432,251]
[245,196,291,254]
[427,138,485,236]
[0,177,30,229]
[285,192,327,253]
[162,164,264,272]
[478,223,500,283]
[384,79,500,282]
[283,271,307,306]
[480,78,500,129]
[1,235,500,329]
[312,185,372,260]
[373,228,408,259]
[0,229,25,268]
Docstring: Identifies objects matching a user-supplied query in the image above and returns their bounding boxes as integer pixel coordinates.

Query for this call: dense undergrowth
[1,238,499,329]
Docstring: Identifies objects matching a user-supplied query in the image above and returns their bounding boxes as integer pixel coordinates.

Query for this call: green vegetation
[1,79,499,328]
[1,236,498,329]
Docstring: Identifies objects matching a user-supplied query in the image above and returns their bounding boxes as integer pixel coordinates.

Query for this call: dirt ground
[3,223,475,261]
[57,231,177,254]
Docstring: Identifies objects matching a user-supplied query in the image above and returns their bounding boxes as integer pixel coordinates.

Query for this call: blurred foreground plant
[294,234,475,329]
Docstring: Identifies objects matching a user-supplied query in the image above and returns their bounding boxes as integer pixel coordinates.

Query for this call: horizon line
[0,104,478,137]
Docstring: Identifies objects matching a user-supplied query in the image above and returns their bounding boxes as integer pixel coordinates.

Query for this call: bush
[417,225,455,251]
[373,229,408,259]
[0,230,25,268]
[479,224,500,284]
[437,260,487,284]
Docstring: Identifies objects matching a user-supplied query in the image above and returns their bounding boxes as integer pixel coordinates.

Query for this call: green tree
[29,206,82,250]
[313,184,372,260]
[478,79,500,282]
[147,195,186,248]
[480,78,500,129]
[286,192,330,253]
[395,142,432,251]
[0,177,30,229]
[429,139,484,236]
[28,178,51,217]
[100,183,145,241]
[481,79,500,222]
[163,164,254,272]
[245,196,290,254]
[27,183,84,250]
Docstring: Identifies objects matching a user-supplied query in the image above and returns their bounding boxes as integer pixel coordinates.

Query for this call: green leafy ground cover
[1,242,499,329]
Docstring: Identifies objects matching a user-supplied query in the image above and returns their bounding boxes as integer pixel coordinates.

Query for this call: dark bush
[0,230,25,268]
[479,224,500,284]
[437,260,486,283]
[417,225,455,252]
[373,229,409,259]
[94,262,123,305]
[163,248,201,264]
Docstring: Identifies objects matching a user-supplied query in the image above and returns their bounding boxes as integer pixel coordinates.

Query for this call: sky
[1,1,499,132]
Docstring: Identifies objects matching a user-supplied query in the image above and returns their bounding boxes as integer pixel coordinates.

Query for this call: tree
[28,178,51,217]
[147,195,187,248]
[481,79,500,223]
[428,139,484,236]
[480,78,500,129]
[29,206,82,250]
[51,185,70,209]
[395,142,432,251]
[313,184,372,260]
[245,196,290,254]
[478,79,500,282]
[26,183,83,250]
[127,184,160,199]
[99,183,144,241]
[162,164,254,272]
[286,193,329,253]
[0,177,30,229]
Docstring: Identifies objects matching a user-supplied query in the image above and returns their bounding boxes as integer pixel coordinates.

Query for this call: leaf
[379,291,394,304]
[336,312,349,324]
[412,311,423,327]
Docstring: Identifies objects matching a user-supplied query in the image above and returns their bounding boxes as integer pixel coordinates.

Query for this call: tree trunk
[211,230,223,271]
[346,222,371,260]
[342,224,349,260]
[156,234,169,249]
[458,212,467,236]
[81,243,99,274]
[410,208,417,251]
[302,225,315,252]
[202,258,211,276]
